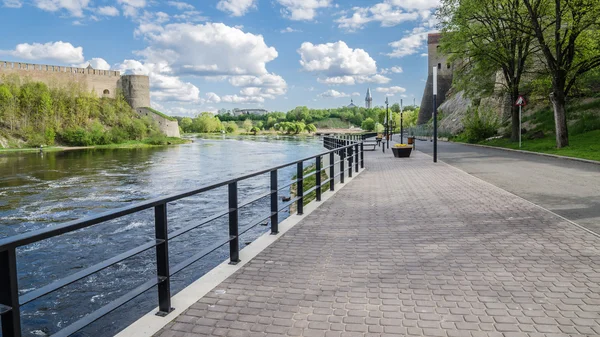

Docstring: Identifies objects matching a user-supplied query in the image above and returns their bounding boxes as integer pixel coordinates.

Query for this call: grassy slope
[314,118,353,129]
[0,138,189,154]
[143,107,177,121]
[480,130,600,161]
[466,98,600,162]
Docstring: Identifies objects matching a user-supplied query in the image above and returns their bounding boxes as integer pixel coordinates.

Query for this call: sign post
[433,66,438,163]
[515,96,527,148]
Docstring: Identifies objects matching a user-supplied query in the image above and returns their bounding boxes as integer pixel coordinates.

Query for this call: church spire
[365,88,373,108]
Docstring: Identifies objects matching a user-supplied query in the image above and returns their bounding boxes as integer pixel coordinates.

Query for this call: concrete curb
[448,141,600,166]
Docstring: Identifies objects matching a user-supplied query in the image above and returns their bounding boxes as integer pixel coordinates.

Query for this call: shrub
[361,118,375,131]
[60,127,93,146]
[44,127,55,146]
[462,106,499,143]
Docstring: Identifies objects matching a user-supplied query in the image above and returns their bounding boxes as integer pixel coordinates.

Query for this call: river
[0,135,325,337]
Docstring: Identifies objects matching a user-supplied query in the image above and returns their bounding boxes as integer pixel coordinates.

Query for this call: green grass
[142,107,177,121]
[0,138,190,154]
[291,164,331,208]
[477,129,600,162]
[314,118,353,129]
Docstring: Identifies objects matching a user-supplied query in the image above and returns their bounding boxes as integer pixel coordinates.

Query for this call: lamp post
[400,99,404,144]
[385,97,390,149]
[433,66,438,163]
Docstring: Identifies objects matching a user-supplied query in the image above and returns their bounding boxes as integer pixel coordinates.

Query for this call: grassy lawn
[478,129,600,162]
[291,163,331,211]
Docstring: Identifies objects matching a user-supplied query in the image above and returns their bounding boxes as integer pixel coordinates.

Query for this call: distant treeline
[0,75,170,147]
[175,105,420,134]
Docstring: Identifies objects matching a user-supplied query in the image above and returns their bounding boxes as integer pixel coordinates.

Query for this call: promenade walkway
[155,148,600,337]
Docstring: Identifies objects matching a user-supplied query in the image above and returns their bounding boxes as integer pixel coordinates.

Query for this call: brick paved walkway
[156,149,600,337]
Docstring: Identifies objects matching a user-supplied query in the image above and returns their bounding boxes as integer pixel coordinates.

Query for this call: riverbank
[0,137,191,154]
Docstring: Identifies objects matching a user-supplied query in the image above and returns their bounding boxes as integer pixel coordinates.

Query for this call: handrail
[0,138,364,337]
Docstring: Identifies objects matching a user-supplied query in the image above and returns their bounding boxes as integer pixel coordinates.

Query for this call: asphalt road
[414,139,600,235]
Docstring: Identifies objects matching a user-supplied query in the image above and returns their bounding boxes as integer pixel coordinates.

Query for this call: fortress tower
[365,88,373,108]
[418,33,454,125]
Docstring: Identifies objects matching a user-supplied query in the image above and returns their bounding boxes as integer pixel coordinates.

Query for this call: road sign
[515,96,527,106]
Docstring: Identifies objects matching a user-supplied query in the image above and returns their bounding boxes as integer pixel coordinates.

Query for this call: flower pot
[392,146,412,158]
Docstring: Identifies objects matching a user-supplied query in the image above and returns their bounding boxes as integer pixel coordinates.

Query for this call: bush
[60,127,93,146]
[44,127,55,145]
[143,133,169,145]
[361,118,375,131]
[462,106,499,143]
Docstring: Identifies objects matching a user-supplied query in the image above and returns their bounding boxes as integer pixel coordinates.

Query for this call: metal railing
[0,139,364,337]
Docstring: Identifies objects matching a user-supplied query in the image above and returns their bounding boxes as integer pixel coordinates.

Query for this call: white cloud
[33,0,90,17]
[281,27,301,33]
[298,41,377,76]
[387,27,430,58]
[115,59,201,103]
[76,57,111,70]
[98,6,119,16]
[277,0,332,21]
[337,3,419,31]
[318,89,349,98]
[167,1,194,10]
[358,74,391,84]
[118,0,146,17]
[381,66,403,74]
[3,0,22,8]
[387,0,440,10]
[217,0,257,17]
[375,86,406,96]
[205,92,221,103]
[317,76,356,85]
[137,23,278,77]
[172,10,208,22]
[351,92,361,96]
[221,94,264,104]
[0,41,84,64]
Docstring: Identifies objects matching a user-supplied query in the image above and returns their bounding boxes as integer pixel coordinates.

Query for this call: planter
[392,146,413,158]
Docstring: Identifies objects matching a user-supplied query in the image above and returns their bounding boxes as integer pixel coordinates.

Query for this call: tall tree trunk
[549,90,569,148]
[510,86,520,142]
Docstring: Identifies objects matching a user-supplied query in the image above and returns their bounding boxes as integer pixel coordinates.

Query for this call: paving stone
[154,150,600,337]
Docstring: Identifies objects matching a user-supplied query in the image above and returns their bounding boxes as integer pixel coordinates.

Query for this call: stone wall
[0,61,121,99]
[418,34,455,125]
[136,108,181,138]
[120,75,151,109]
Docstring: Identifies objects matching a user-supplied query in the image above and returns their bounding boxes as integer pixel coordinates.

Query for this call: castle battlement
[0,60,120,77]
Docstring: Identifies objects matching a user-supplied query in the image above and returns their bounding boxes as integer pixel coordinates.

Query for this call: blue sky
[0,0,438,116]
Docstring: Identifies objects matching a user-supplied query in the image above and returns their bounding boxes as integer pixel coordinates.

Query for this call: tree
[439,0,536,142]
[250,126,260,135]
[361,118,376,131]
[242,119,253,131]
[180,117,193,133]
[306,124,317,133]
[521,0,600,148]
[225,121,238,133]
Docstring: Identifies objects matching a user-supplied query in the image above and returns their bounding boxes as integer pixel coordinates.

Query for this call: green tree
[439,0,536,142]
[242,119,253,131]
[522,0,600,148]
[361,118,376,131]
[306,124,317,133]
[225,121,238,133]
[180,117,193,133]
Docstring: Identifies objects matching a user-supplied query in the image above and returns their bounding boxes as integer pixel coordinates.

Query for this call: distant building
[347,99,357,108]
[365,88,373,108]
[233,108,269,116]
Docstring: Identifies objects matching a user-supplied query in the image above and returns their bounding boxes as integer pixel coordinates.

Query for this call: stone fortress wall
[0,60,179,137]
[418,33,454,125]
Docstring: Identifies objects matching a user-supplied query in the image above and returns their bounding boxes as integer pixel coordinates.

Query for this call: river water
[0,135,324,337]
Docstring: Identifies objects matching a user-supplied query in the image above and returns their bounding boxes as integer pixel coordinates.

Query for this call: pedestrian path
[155,148,600,337]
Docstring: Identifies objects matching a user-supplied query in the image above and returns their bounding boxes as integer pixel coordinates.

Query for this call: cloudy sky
[0,0,438,116]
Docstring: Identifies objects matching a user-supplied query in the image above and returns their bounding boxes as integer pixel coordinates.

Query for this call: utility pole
[433,66,438,163]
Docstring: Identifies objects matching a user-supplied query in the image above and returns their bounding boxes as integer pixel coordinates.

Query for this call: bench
[363,141,378,151]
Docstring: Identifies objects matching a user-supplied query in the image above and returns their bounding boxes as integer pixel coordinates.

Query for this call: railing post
[348,146,353,178]
[154,204,173,316]
[270,170,279,235]
[340,149,345,184]
[316,156,322,202]
[296,162,304,215]
[329,152,335,191]
[360,142,364,169]
[0,248,21,337]
[354,144,359,173]
[228,182,240,264]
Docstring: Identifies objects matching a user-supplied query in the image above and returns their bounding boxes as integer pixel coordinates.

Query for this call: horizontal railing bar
[278,197,301,213]
[302,170,318,179]
[277,180,296,191]
[304,185,318,196]
[237,191,273,210]
[170,238,233,276]
[334,172,343,179]
[238,214,272,237]
[0,142,362,251]
[322,178,332,186]
[168,210,230,241]
[51,277,162,337]
[20,239,163,305]
[0,304,11,315]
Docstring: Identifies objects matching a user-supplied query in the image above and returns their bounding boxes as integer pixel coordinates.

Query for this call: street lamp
[433,66,438,163]
[400,99,404,144]
[385,97,390,149]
